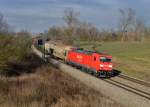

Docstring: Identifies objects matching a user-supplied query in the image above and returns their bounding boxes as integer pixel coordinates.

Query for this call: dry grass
[0,65,122,107]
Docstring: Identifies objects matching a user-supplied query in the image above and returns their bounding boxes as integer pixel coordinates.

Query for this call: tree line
[43,8,150,44]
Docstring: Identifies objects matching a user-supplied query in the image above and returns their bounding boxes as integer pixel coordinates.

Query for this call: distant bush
[42,8,150,43]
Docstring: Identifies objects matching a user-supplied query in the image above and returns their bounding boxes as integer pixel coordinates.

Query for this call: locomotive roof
[46,40,74,47]
[74,48,107,55]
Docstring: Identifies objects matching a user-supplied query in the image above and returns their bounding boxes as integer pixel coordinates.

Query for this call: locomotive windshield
[100,57,111,62]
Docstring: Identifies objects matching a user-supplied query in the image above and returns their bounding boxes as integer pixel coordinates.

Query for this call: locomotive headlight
[108,65,112,68]
[100,64,104,67]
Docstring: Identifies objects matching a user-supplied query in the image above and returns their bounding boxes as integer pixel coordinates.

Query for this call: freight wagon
[45,40,74,59]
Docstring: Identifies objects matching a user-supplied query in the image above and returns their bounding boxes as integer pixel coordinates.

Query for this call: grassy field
[78,41,150,81]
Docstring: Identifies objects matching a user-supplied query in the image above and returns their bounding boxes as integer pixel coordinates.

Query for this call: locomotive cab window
[100,57,111,62]
[93,57,96,61]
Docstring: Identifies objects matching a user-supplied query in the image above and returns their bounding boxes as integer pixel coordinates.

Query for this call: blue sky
[0,0,150,33]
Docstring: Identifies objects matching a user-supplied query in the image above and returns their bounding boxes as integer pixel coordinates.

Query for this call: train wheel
[88,70,94,75]
[81,67,86,72]
[76,66,81,69]
[94,72,99,77]
[99,71,107,78]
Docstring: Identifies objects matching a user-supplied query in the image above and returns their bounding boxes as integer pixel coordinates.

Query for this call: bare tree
[118,8,147,41]
[118,8,136,41]
[0,13,10,33]
[134,18,146,41]
[63,8,80,28]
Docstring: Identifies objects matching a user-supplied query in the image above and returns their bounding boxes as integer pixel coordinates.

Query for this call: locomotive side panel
[66,50,113,73]
[66,51,92,69]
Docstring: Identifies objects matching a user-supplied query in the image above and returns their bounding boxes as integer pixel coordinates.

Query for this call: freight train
[44,40,113,77]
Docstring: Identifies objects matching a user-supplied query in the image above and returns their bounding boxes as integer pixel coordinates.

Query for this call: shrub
[0,34,42,76]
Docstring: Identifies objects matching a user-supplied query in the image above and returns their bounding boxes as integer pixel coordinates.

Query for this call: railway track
[57,57,150,100]
[64,62,150,100]
[32,45,150,107]
[52,59,150,100]
[104,78,150,100]
[63,62,150,100]
[105,74,150,100]
[118,74,150,87]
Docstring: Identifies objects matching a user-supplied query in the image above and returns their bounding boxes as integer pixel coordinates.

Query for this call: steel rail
[118,74,150,87]
[103,79,150,100]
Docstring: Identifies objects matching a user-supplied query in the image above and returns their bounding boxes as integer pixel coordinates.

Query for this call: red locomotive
[44,40,113,77]
[65,48,113,77]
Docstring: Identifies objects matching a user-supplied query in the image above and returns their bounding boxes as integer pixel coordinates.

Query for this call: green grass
[78,41,150,81]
